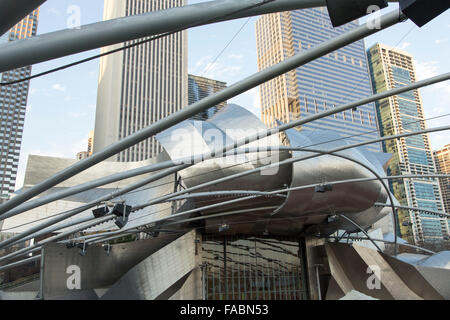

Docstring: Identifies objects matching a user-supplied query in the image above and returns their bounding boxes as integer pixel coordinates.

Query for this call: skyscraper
[434,144,450,216]
[367,43,449,245]
[93,0,187,162]
[188,74,227,120]
[0,9,39,197]
[75,130,94,161]
[255,7,380,152]
[87,130,94,156]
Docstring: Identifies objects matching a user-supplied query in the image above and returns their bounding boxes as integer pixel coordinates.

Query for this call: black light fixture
[65,242,76,249]
[111,203,132,229]
[399,0,449,28]
[326,0,388,27]
[92,206,108,218]
[115,216,129,229]
[77,242,88,256]
[110,203,132,217]
[315,184,333,193]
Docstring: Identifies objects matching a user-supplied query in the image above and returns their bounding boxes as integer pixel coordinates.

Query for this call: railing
[0,273,39,291]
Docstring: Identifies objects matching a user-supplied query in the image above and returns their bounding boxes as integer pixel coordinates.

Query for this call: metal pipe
[0,254,41,272]
[374,203,450,218]
[0,0,327,72]
[4,69,446,221]
[3,125,449,254]
[159,147,397,252]
[134,126,450,214]
[0,165,188,250]
[37,247,44,300]
[0,0,45,37]
[0,161,181,220]
[167,190,287,201]
[340,215,383,251]
[0,10,403,215]
[0,215,115,264]
[2,67,448,221]
[5,125,448,252]
[326,236,436,255]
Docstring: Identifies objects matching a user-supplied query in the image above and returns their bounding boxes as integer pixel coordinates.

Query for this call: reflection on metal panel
[201,235,306,300]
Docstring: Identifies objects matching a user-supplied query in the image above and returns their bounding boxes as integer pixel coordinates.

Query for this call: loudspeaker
[115,216,129,229]
[326,0,388,27]
[400,0,449,27]
[110,203,132,218]
[92,206,109,218]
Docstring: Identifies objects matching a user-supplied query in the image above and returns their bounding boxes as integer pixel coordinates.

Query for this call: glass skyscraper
[434,145,450,217]
[255,7,380,152]
[367,43,449,246]
[188,74,227,120]
[0,9,39,197]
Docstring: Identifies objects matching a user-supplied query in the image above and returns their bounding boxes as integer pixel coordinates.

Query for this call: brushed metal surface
[43,233,184,298]
[101,230,198,300]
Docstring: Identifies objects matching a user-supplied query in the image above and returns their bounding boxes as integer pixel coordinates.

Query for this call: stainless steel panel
[101,230,198,300]
[42,233,183,298]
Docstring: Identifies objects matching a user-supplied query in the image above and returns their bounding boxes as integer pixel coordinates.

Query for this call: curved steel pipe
[374,203,450,218]
[326,236,436,255]
[2,70,448,219]
[0,10,403,216]
[0,165,189,250]
[340,215,383,251]
[0,214,115,264]
[3,126,449,253]
[0,0,327,72]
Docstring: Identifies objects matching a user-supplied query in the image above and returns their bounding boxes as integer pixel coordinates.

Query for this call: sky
[12,0,450,190]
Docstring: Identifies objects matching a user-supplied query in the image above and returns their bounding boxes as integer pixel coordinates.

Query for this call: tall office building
[93,0,187,161]
[188,74,227,120]
[87,130,94,156]
[75,130,94,160]
[0,9,39,197]
[434,144,450,216]
[255,7,380,152]
[367,43,449,245]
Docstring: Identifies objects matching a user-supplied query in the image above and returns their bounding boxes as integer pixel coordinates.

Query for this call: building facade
[87,130,94,156]
[188,74,226,120]
[75,130,94,160]
[367,43,449,245]
[93,0,188,161]
[434,144,450,216]
[0,9,39,197]
[255,7,380,152]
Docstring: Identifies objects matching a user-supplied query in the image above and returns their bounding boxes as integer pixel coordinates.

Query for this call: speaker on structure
[326,0,388,27]
[115,216,129,229]
[399,0,449,27]
[110,203,132,218]
[92,206,109,218]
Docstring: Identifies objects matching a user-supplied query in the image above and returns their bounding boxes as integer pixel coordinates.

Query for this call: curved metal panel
[101,230,198,300]
[155,104,291,218]
[275,129,386,217]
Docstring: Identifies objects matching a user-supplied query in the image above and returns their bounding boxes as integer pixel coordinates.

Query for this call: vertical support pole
[223,236,228,298]
[37,246,44,300]
[201,263,207,300]
[314,264,322,300]
[299,237,310,300]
